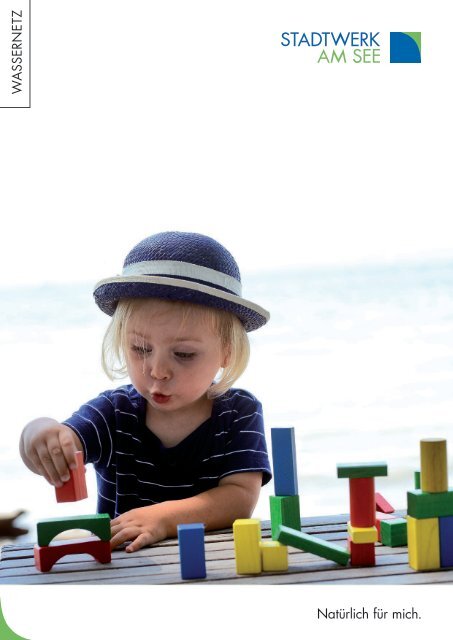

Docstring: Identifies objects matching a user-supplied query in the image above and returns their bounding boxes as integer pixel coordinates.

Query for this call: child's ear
[221,347,231,369]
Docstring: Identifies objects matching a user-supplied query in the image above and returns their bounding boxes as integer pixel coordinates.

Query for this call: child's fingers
[110,521,154,552]
[58,431,79,470]
[21,447,54,483]
[35,441,70,486]
[110,525,136,550]
[125,533,152,553]
[110,528,152,553]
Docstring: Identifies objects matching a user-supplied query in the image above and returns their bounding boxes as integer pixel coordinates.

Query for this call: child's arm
[110,471,263,552]
[19,418,83,487]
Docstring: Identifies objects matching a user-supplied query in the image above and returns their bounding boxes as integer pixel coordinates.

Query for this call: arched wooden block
[37,513,110,546]
[34,538,111,572]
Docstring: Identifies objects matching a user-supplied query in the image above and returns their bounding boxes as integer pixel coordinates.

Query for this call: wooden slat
[1,511,451,585]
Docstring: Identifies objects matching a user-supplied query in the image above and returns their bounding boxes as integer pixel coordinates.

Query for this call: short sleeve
[216,390,272,486]
[62,391,116,467]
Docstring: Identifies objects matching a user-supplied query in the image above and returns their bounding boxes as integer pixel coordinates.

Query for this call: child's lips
[152,393,171,405]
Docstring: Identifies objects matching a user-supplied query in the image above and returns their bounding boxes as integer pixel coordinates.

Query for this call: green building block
[277,525,350,566]
[37,513,111,547]
[414,470,421,490]
[270,495,301,540]
[337,462,388,479]
[407,489,453,519]
[380,518,407,547]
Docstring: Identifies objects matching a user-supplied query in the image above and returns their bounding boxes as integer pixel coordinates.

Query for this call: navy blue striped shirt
[63,385,272,518]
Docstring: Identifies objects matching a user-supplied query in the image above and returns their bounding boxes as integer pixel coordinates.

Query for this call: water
[1,260,453,544]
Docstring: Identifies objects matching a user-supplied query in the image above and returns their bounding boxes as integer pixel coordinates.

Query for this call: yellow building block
[420,438,448,493]
[233,518,262,574]
[260,540,288,572]
[347,522,378,544]
[407,515,440,571]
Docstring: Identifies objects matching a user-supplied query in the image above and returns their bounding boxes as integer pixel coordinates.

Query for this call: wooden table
[1,512,452,585]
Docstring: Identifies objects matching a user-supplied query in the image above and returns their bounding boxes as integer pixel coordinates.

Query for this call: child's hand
[19,418,82,487]
[110,506,168,553]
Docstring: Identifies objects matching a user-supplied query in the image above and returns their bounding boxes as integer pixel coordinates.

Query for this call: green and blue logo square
[390,32,421,63]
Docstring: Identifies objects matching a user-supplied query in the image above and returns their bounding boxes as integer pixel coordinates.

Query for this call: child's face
[124,300,227,413]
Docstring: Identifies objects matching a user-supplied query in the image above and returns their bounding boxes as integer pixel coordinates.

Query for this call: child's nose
[149,354,171,380]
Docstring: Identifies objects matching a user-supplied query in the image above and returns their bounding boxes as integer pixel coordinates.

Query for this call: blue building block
[177,523,206,580]
[271,427,298,496]
[439,515,453,568]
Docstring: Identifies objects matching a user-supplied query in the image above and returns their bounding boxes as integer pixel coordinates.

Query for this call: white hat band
[121,260,242,296]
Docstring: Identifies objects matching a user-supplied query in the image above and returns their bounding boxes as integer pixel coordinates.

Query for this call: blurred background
[2,256,453,545]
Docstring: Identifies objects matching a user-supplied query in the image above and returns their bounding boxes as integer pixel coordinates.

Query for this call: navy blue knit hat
[93,231,270,332]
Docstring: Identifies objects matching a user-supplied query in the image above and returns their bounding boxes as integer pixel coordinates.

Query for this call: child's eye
[175,352,196,360]
[132,345,151,355]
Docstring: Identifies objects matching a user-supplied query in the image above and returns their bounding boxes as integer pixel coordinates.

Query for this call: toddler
[19,231,272,552]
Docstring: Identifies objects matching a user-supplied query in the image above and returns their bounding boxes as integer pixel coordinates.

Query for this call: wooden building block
[414,470,421,490]
[407,515,440,571]
[177,523,206,580]
[55,450,88,503]
[439,516,453,568]
[407,489,453,519]
[420,438,448,493]
[277,525,350,566]
[37,513,111,547]
[269,495,300,540]
[380,518,407,547]
[233,519,262,574]
[271,427,298,496]
[347,522,378,544]
[375,512,396,542]
[349,477,375,527]
[375,492,395,514]
[260,540,288,571]
[347,537,375,566]
[337,462,388,479]
[34,537,111,572]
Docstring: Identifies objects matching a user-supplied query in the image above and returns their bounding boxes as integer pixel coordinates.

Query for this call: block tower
[234,426,352,571]
[407,438,453,570]
[34,514,111,572]
[270,427,349,567]
[34,451,112,572]
[337,462,388,566]
[269,427,301,539]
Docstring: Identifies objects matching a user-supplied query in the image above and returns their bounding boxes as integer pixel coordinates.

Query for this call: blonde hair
[101,298,250,398]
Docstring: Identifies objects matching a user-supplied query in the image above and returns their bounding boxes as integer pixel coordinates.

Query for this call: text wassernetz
[11,10,24,94]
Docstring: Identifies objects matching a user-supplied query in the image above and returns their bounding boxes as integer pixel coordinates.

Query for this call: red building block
[347,537,375,566]
[375,492,395,514]
[55,450,88,502]
[34,538,111,572]
[349,477,375,527]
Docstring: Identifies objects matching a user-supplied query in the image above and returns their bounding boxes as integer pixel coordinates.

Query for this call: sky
[0,0,452,288]
[1,0,452,636]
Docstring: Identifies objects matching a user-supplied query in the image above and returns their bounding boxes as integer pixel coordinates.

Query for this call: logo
[390,32,421,63]
[280,31,422,65]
